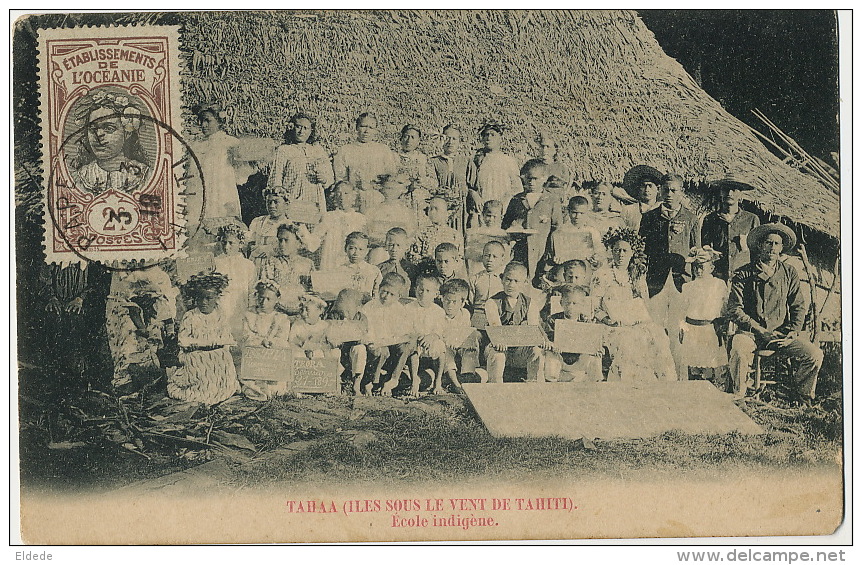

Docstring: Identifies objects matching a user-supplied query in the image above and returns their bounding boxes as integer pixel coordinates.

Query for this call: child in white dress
[167,273,239,405]
[213,224,256,340]
[315,181,367,270]
[679,246,729,386]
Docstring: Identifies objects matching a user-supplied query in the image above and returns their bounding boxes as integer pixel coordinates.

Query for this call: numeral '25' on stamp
[38,26,188,265]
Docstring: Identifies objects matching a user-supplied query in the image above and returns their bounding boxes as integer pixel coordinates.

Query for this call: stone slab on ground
[462,381,764,440]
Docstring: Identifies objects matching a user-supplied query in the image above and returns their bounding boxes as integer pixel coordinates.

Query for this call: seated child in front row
[290,294,341,362]
[167,273,239,405]
[483,261,545,383]
[405,274,448,396]
[542,284,603,382]
[239,280,292,400]
[327,288,368,395]
[439,278,478,391]
[342,231,383,300]
[359,272,415,396]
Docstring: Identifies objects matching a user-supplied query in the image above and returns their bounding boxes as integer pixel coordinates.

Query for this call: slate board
[462,381,764,440]
[553,320,603,354]
[485,325,546,347]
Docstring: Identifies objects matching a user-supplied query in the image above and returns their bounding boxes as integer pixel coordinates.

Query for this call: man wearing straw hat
[700,176,761,281]
[726,223,823,404]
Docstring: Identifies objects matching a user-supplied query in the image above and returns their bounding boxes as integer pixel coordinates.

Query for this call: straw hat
[746,223,797,253]
[622,165,664,198]
[710,174,757,193]
[684,245,722,264]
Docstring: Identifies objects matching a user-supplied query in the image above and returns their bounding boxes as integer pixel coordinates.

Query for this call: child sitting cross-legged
[167,273,239,405]
[405,274,448,396]
[439,278,478,391]
[239,279,292,400]
[359,272,415,396]
[542,284,603,382]
[483,261,546,383]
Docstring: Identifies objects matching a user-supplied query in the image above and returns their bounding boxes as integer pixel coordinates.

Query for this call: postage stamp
[38,25,187,265]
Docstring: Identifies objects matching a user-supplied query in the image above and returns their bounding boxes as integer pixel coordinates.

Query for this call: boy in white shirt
[468,239,507,328]
[360,272,414,396]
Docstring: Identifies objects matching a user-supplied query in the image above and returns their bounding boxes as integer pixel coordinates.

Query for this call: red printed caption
[285,497,576,531]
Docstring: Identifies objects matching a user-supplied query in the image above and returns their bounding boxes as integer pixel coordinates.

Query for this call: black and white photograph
[10,8,849,547]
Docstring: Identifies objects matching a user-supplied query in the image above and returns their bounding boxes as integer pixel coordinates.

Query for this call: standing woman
[332,112,400,213]
[467,122,522,226]
[193,104,243,222]
[268,112,334,219]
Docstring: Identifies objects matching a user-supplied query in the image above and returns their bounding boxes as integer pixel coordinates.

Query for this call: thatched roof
[15,10,840,237]
[177,10,838,236]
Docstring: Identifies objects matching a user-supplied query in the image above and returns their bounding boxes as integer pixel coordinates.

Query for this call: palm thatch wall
[179,9,838,237]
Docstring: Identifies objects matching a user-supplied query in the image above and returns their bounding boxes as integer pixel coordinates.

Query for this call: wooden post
[798,242,819,343]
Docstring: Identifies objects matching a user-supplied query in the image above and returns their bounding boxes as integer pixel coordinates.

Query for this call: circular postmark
[47,110,207,272]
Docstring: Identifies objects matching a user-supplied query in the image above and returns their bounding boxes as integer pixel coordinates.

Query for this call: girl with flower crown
[167,273,239,404]
[678,246,730,385]
[597,227,677,382]
[268,112,334,219]
[71,88,150,194]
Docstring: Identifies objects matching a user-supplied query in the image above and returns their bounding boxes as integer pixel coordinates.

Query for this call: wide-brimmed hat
[710,174,757,193]
[747,223,797,252]
[622,165,664,197]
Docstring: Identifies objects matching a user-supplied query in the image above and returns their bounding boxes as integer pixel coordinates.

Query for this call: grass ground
[18,367,843,493]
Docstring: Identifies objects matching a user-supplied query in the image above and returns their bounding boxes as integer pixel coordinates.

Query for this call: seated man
[726,223,823,404]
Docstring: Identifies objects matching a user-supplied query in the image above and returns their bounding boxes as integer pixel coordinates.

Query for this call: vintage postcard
[12,10,847,545]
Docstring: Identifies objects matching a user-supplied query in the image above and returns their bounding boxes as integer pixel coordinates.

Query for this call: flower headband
[76,89,142,132]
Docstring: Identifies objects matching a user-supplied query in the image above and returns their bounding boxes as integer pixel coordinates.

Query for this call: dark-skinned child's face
[501,268,526,298]
[346,238,368,264]
[435,251,459,278]
[266,195,288,218]
[196,289,220,315]
[256,288,278,313]
[415,278,440,308]
[441,290,467,318]
[378,283,402,306]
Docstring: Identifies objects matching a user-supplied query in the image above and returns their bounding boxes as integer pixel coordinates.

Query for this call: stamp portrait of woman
[67,87,152,194]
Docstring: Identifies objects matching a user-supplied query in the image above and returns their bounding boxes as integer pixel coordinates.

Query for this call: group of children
[116,110,736,405]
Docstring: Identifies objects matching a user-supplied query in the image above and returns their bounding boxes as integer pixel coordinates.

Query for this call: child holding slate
[167,273,239,405]
[439,278,477,391]
[360,273,414,396]
[240,280,292,400]
[542,284,603,382]
[290,294,340,363]
[405,274,447,396]
[314,181,367,271]
[483,261,545,383]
